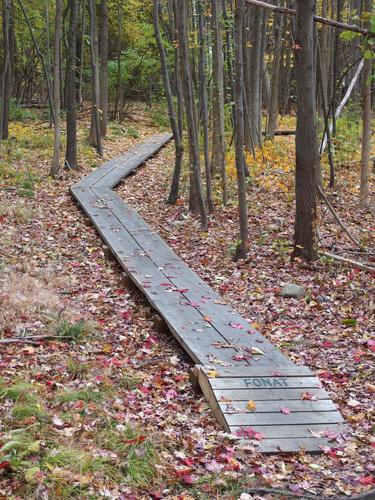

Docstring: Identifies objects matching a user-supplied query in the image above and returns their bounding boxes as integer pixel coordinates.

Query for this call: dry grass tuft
[0,266,62,334]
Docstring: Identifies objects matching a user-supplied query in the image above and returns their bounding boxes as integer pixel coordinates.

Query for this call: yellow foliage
[226,137,295,196]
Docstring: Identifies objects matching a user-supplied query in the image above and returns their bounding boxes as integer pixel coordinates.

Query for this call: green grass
[93,423,158,486]
[56,388,105,404]
[12,402,48,420]
[0,379,35,402]
[54,319,86,342]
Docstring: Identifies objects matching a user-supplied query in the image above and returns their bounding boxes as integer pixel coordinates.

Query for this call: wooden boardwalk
[71,134,347,453]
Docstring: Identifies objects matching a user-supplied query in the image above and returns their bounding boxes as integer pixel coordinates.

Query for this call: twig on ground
[243,487,375,500]
[320,252,375,273]
[318,186,364,250]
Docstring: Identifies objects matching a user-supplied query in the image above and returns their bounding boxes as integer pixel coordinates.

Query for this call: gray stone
[281,283,306,299]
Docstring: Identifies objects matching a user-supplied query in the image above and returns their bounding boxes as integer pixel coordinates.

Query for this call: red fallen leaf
[301,392,317,400]
[70,261,81,267]
[122,310,132,321]
[123,435,146,445]
[181,457,195,466]
[229,322,244,329]
[182,474,197,484]
[367,340,375,352]
[359,476,375,485]
[281,407,291,414]
[322,341,333,348]
[235,426,263,441]
[320,371,332,379]
[0,461,10,469]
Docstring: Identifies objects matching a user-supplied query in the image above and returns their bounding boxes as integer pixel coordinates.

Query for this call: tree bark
[266,4,284,140]
[359,0,372,209]
[152,0,184,205]
[198,0,214,213]
[234,0,248,260]
[211,0,228,205]
[65,0,78,169]
[175,0,207,229]
[49,0,62,178]
[99,0,108,137]
[294,0,319,261]
[88,0,103,156]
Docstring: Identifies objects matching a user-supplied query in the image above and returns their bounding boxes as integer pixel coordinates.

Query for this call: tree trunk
[359,0,372,209]
[114,1,123,121]
[266,5,284,140]
[294,0,319,261]
[234,0,248,260]
[49,0,62,178]
[211,0,228,205]
[65,0,78,170]
[175,0,207,229]
[152,0,184,205]
[88,0,103,156]
[198,0,214,213]
[1,0,14,140]
[99,0,108,137]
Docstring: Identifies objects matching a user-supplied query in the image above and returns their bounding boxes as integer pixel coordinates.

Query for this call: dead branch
[318,186,365,250]
[320,252,375,273]
[0,334,71,345]
[244,0,374,37]
[243,487,375,500]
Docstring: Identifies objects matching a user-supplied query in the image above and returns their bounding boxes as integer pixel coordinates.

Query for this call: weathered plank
[200,366,314,377]
[219,400,337,412]
[214,387,330,401]
[225,411,344,426]
[230,424,347,439]
[210,376,323,390]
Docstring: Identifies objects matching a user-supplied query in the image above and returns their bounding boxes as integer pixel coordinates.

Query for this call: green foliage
[149,100,170,129]
[9,100,37,121]
[54,319,86,342]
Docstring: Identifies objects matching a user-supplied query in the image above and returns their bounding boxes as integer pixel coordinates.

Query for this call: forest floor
[0,104,374,499]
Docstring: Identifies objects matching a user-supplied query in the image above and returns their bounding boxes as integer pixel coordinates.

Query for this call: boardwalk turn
[71,134,347,453]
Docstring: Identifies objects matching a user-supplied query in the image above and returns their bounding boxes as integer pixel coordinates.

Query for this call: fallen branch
[318,186,364,250]
[321,59,364,153]
[244,0,375,37]
[0,334,70,345]
[320,252,375,273]
[244,487,375,500]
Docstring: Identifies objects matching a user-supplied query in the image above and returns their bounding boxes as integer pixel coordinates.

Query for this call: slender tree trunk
[175,0,207,229]
[266,5,283,140]
[88,0,103,155]
[0,0,11,144]
[50,0,62,178]
[198,0,214,213]
[99,0,108,137]
[65,0,78,169]
[234,0,248,260]
[114,1,123,121]
[152,0,184,205]
[359,0,372,209]
[294,0,319,261]
[77,1,86,109]
[211,0,228,205]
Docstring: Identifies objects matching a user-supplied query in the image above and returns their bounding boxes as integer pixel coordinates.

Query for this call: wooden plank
[229,423,347,439]
[219,400,337,413]
[214,387,330,401]
[210,376,323,390]
[256,438,339,453]
[200,365,314,377]
[225,411,344,426]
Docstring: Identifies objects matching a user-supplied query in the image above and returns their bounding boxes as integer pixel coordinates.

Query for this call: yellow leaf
[247,400,256,412]
[206,370,219,378]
